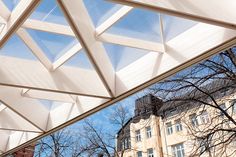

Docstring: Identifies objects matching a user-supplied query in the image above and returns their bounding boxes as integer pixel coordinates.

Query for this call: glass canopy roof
[0,0,235,155]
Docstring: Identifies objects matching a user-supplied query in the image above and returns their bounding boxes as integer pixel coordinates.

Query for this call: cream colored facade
[160,91,236,157]
[117,115,163,157]
[118,92,236,157]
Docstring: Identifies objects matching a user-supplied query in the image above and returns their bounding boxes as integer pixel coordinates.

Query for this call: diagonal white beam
[22,89,75,103]
[109,0,236,30]
[52,43,82,70]
[23,19,75,36]
[0,1,11,21]
[6,131,39,152]
[159,14,166,52]
[0,56,111,98]
[0,0,41,47]
[58,0,115,97]
[17,28,53,71]
[116,23,236,95]
[98,32,165,52]
[0,87,48,132]
[0,107,42,133]
[96,6,133,36]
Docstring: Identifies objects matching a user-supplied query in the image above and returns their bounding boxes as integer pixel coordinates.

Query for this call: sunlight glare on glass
[2,0,20,11]
[83,0,122,27]
[29,0,68,25]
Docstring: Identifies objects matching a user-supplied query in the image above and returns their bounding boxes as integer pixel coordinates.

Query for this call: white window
[146,126,152,138]
[147,148,154,157]
[166,122,173,135]
[201,111,210,124]
[137,151,142,157]
[123,138,130,149]
[175,119,183,132]
[136,130,141,142]
[189,114,199,127]
[231,100,236,113]
[172,143,185,157]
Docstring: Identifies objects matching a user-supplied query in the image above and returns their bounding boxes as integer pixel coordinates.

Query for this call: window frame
[189,113,199,127]
[200,111,210,124]
[175,119,183,132]
[166,122,173,135]
[231,100,236,113]
[135,130,141,142]
[146,126,152,138]
[171,143,185,157]
[147,148,154,157]
[137,151,142,157]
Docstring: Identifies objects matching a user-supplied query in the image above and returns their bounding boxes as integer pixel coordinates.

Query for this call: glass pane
[162,14,197,41]
[83,0,122,27]
[104,43,149,71]
[0,34,37,60]
[106,8,161,42]
[2,0,20,11]
[26,29,79,62]
[64,50,93,69]
[38,99,70,111]
[29,0,68,25]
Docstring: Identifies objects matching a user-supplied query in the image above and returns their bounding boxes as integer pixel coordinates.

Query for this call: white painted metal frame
[0,0,235,156]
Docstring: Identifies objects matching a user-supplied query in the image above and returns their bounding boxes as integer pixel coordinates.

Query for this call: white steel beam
[0,86,48,132]
[0,107,42,133]
[0,56,110,98]
[0,130,10,153]
[96,6,133,36]
[109,0,236,30]
[22,89,75,103]
[23,19,74,36]
[6,131,39,152]
[0,1,10,21]
[47,96,108,129]
[0,0,41,47]
[98,32,165,52]
[57,0,115,97]
[17,28,53,70]
[52,43,82,70]
[116,23,236,95]
[159,14,166,51]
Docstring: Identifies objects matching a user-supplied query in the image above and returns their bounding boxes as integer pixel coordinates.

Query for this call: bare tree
[77,104,132,157]
[34,129,81,157]
[150,47,236,156]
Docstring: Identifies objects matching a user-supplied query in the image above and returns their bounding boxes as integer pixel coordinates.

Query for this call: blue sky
[1,0,198,71]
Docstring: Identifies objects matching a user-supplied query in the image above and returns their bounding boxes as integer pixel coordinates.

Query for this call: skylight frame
[0,0,235,156]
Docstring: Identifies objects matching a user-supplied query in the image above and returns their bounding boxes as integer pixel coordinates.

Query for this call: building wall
[117,91,236,157]
[160,92,236,157]
[117,115,163,157]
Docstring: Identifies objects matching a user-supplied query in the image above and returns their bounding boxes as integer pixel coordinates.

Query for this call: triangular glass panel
[29,0,68,25]
[104,43,150,71]
[106,8,161,42]
[2,0,20,11]
[0,34,37,60]
[26,29,79,62]
[63,49,93,69]
[162,14,198,41]
[83,0,122,27]
[0,103,40,132]
[38,99,70,111]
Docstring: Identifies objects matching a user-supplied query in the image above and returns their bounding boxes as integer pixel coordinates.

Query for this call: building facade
[116,87,236,157]
[116,94,163,157]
